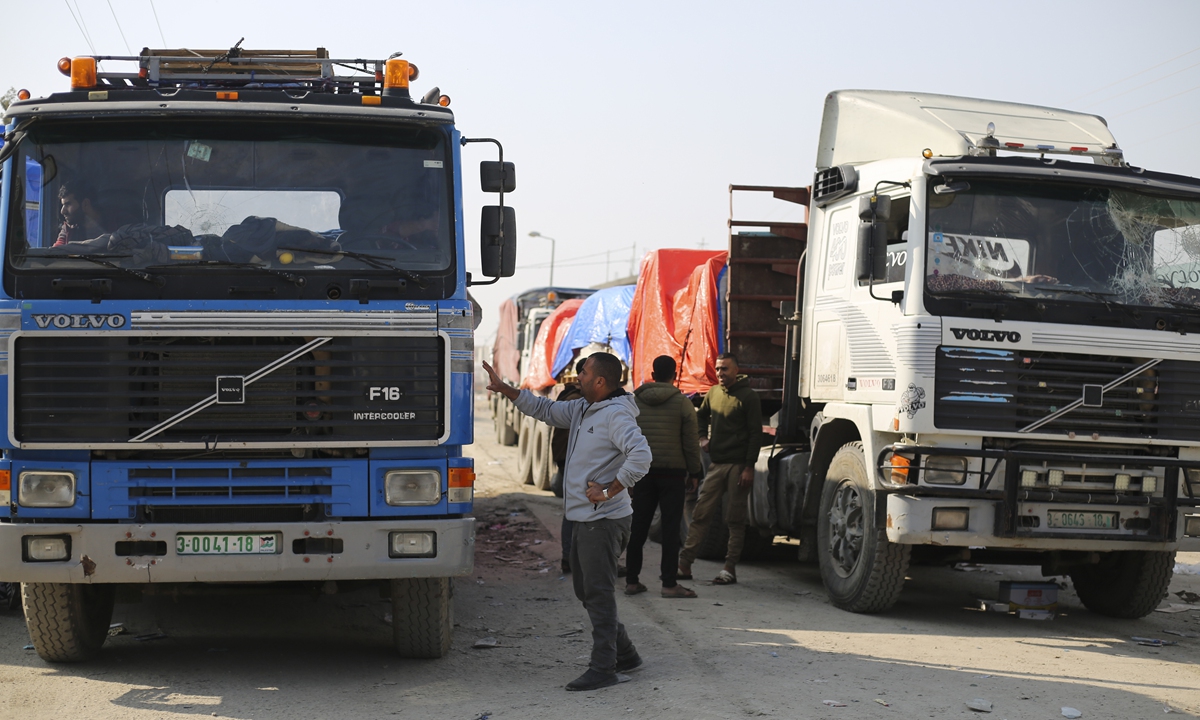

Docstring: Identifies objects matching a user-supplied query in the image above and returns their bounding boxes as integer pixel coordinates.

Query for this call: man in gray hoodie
[482,352,651,692]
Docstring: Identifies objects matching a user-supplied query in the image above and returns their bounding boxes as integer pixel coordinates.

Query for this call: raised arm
[482,361,576,429]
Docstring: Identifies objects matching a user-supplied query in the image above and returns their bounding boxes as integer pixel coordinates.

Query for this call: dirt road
[1,393,1198,719]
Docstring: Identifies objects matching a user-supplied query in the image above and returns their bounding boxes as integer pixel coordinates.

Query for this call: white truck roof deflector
[817,90,1120,169]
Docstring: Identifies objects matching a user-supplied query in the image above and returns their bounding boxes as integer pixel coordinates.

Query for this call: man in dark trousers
[483,352,651,691]
[678,353,762,586]
[625,355,703,598]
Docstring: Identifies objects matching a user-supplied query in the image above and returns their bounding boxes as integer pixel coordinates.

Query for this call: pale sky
[5,1,1200,343]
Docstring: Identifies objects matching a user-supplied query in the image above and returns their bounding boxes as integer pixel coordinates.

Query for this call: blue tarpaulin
[551,285,636,377]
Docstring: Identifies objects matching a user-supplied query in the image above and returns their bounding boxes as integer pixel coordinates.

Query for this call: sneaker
[615,651,643,672]
[566,668,619,691]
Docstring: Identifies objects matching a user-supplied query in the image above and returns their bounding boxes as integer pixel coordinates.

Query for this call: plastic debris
[22,644,33,650]
[473,636,500,649]
[1153,604,1195,613]
[1162,629,1199,638]
[107,623,127,637]
[874,699,890,706]
[966,698,993,712]
[714,602,724,607]
[1132,636,1177,647]
[135,632,168,642]
[770,652,778,657]
[822,700,847,707]
[1062,708,1082,719]
[1019,609,1054,620]
[473,712,492,720]
[539,568,550,574]
[382,612,393,626]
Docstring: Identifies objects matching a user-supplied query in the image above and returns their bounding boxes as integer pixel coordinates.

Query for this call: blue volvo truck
[0,46,517,661]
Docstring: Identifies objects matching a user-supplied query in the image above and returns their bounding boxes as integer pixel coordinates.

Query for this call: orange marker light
[362,95,382,106]
[0,470,10,492]
[16,90,30,101]
[889,454,911,485]
[448,467,476,487]
[438,94,451,107]
[58,57,73,76]
[70,56,97,89]
[216,91,239,100]
[408,63,419,81]
[384,59,410,89]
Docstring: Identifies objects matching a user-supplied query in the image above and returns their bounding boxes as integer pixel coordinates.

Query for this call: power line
[1112,82,1200,118]
[1142,118,1200,144]
[63,0,96,55]
[148,0,168,46]
[1089,59,1200,107]
[1068,44,1200,103]
[71,0,99,55]
[106,0,133,55]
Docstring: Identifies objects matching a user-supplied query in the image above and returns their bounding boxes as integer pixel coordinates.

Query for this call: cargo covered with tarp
[627,249,727,394]
[551,285,636,378]
[491,298,521,383]
[521,299,584,390]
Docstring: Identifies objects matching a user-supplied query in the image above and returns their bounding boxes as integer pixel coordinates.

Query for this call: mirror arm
[463,137,509,279]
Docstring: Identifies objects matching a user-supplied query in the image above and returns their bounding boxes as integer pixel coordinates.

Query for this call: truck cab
[738,90,1200,616]
[0,47,517,661]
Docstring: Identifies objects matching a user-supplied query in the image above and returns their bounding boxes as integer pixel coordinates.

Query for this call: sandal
[624,583,648,595]
[712,570,737,585]
[661,585,697,599]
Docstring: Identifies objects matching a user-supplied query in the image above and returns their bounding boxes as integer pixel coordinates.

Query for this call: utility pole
[527,231,557,286]
[629,244,636,277]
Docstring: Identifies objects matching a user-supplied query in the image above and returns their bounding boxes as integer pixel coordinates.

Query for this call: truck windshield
[6,120,452,273]
[925,179,1200,311]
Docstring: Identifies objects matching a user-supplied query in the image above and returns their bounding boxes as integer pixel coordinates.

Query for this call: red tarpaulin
[521,299,584,391]
[492,298,521,383]
[627,249,727,395]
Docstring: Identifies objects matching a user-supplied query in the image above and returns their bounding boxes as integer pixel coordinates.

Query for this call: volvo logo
[32,313,126,329]
[950,327,1020,343]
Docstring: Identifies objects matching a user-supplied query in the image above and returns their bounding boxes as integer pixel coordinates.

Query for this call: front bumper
[0,518,474,584]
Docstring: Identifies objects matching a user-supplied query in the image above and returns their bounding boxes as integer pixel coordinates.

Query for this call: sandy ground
[0,391,1198,719]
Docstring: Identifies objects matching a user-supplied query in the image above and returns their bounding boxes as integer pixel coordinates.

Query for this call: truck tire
[517,417,535,485]
[21,582,115,662]
[494,400,517,447]
[391,577,453,659]
[817,442,910,613]
[532,425,552,491]
[1069,550,1176,619]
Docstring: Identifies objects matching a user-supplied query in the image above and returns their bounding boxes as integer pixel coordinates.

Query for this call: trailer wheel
[391,577,454,659]
[816,442,909,613]
[517,417,535,485]
[494,400,518,446]
[1069,550,1175,619]
[21,583,115,662]
[532,425,552,491]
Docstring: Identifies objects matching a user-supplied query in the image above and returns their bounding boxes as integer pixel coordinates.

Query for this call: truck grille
[13,335,443,445]
[934,346,1200,440]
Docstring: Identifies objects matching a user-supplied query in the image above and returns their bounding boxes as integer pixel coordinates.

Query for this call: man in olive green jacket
[679,353,762,585]
[625,356,704,598]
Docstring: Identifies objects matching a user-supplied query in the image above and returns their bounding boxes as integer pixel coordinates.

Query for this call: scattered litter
[1019,609,1055,620]
[473,712,492,720]
[476,580,486,585]
[616,673,632,684]
[473,637,500,649]
[518,542,530,548]
[1154,604,1196,613]
[955,563,986,572]
[713,602,724,607]
[1132,636,1177,647]
[107,623,127,637]
[534,540,543,545]
[822,700,847,707]
[557,629,583,638]
[1162,629,1199,638]
[1175,590,1200,604]
[794,590,812,596]
[810,679,828,683]
[382,612,393,626]
[874,699,890,707]
[135,632,168,642]
[978,600,1010,613]
[1164,703,1180,713]
[489,602,504,607]
[1172,562,1200,576]
[539,568,550,574]
[22,644,33,650]
[975,674,993,679]
[770,652,778,657]
[965,698,993,713]
[1000,581,1058,611]
[1062,708,1082,719]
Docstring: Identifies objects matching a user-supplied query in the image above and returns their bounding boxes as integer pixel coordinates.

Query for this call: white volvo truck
[729,90,1200,616]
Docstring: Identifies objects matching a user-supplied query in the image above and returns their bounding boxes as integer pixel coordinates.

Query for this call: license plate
[176,533,280,555]
[1046,511,1118,530]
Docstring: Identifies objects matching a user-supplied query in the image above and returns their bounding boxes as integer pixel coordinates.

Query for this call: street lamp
[528,231,557,287]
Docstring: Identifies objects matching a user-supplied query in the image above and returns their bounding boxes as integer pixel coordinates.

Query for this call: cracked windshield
[926,179,1200,310]
[9,122,451,271]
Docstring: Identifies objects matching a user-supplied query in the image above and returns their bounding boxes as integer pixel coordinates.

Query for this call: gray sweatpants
[570,515,637,673]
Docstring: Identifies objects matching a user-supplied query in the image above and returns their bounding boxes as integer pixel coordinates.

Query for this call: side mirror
[481,161,516,193]
[480,205,517,277]
[857,194,891,282]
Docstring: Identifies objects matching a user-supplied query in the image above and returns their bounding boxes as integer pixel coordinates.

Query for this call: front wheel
[816,442,910,613]
[22,583,115,662]
[1070,550,1175,619]
[391,577,454,658]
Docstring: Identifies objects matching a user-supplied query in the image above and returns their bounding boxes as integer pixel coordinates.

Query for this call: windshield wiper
[927,286,1019,298]
[1031,285,1116,303]
[146,260,306,287]
[278,246,427,288]
[62,253,166,287]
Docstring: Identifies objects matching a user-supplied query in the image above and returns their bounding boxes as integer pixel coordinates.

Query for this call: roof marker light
[1036,144,1055,151]
[57,58,72,76]
[362,95,382,106]
[1069,146,1088,152]
[70,56,97,90]
[16,89,30,101]
[438,94,451,107]
[922,148,933,158]
[216,91,238,100]
[1005,142,1024,148]
[383,58,410,95]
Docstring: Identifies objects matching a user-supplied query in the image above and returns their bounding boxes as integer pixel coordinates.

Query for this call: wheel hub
[827,480,865,578]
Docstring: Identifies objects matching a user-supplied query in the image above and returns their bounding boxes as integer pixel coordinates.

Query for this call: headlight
[18,471,76,507]
[1185,515,1200,538]
[384,470,441,506]
[923,456,967,485]
[389,531,436,558]
[23,535,70,562]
